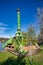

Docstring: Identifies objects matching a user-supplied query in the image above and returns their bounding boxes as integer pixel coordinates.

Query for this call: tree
[22,32,27,46]
[37,8,43,45]
[27,25,37,45]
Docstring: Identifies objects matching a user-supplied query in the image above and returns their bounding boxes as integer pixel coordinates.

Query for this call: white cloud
[0,22,8,26]
[0,27,9,34]
[0,22,9,33]
[0,34,10,38]
[0,27,9,31]
[0,33,15,38]
[0,22,15,38]
[11,34,15,38]
[0,31,5,34]
[0,22,10,38]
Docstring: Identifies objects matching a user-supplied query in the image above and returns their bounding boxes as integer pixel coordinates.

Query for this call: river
[0,42,4,51]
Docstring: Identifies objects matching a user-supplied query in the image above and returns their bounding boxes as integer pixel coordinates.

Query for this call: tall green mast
[16,8,22,42]
[17,8,20,30]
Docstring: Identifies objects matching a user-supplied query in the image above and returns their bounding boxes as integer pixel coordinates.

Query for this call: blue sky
[0,0,43,38]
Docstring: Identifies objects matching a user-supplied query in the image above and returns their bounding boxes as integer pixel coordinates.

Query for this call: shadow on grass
[0,56,40,65]
[1,57,26,65]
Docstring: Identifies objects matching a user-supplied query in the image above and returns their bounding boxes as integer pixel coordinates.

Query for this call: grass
[32,49,43,65]
[0,48,43,65]
[0,52,17,62]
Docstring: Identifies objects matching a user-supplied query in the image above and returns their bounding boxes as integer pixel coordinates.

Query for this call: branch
[7,49,20,56]
[7,49,29,58]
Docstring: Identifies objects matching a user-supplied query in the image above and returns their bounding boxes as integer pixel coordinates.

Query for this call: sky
[0,0,43,38]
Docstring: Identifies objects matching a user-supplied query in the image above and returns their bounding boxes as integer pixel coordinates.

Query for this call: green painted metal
[2,38,13,48]
[17,12,20,29]
[16,9,22,44]
[2,9,22,49]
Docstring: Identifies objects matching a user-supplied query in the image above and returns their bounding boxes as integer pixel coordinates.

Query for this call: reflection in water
[0,42,4,51]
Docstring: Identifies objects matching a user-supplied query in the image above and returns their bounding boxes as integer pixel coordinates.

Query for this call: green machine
[2,8,22,48]
[2,37,13,48]
[16,8,22,44]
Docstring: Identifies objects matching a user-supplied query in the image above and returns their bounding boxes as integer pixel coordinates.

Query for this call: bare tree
[27,25,36,45]
[37,8,43,44]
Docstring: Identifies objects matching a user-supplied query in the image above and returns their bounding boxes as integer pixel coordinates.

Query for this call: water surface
[0,43,4,51]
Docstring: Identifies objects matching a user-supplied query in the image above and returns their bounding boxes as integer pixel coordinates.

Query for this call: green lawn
[32,49,43,65]
[0,49,43,65]
[0,52,17,62]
